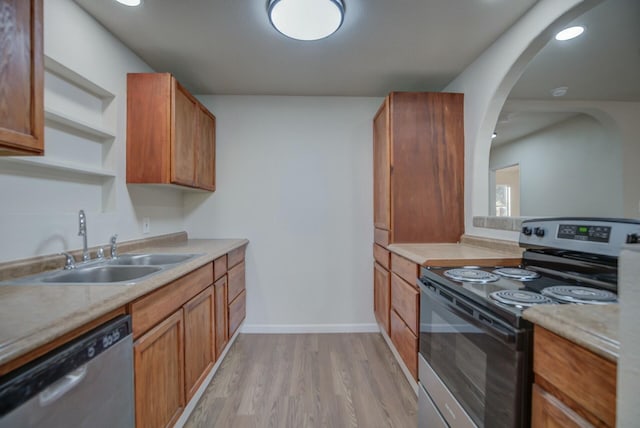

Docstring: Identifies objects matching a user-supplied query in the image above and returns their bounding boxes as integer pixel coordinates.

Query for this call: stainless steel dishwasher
[0,315,134,428]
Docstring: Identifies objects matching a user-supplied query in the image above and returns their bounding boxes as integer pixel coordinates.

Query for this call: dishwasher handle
[38,366,87,407]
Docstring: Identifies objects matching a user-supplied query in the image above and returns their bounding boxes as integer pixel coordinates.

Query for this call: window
[495,184,511,217]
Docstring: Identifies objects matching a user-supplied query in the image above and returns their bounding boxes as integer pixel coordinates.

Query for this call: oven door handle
[420,281,517,344]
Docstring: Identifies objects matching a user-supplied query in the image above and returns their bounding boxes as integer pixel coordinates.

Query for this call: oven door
[418,279,532,428]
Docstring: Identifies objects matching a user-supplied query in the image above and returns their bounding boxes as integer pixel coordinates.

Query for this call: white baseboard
[240,323,380,334]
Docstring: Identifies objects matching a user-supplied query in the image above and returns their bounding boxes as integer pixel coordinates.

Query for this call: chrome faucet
[110,234,118,259]
[61,252,76,270]
[78,210,90,262]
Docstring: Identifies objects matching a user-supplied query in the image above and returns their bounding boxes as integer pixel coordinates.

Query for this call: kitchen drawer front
[131,263,213,338]
[390,309,418,380]
[532,384,590,428]
[228,290,246,338]
[228,246,245,269]
[214,255,227,281]
[391,273,419,335]
[391,253,418,287]
[534,326,616,427]
[227,261,245,303]
[374,228,390,247]
[373,244,390,270]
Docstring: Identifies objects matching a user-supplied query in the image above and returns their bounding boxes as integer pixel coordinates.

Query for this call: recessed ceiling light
[550,86,569,97]
[115,0,142,6]
[555,26,584,41]
[268,0,345,41]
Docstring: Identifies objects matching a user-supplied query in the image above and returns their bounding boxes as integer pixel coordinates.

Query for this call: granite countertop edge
[523,304,619,363]
[0,238,249,368]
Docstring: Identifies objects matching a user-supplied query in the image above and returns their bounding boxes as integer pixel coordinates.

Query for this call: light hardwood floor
[185,333,418,427]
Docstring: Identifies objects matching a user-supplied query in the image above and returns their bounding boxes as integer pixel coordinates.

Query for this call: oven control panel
[520,218,640,257]
[557,224,611,242]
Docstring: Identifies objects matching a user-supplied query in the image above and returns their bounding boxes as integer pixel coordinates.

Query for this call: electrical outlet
[142,217,150,234]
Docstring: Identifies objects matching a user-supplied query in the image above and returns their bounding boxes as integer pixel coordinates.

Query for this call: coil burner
[493,268,540,281]
[444,268,500,283]
[489,290,555,307]
[541,286,617,305]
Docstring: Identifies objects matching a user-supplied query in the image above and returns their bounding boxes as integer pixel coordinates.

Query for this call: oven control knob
[521,226,532,236]
[534,227,545,237]
[626,233,639,244]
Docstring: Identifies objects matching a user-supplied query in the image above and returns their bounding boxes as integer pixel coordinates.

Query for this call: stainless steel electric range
[417,218,640,428]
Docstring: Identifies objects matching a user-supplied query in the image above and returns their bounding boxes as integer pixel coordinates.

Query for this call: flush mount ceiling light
[115,0,142,6]
[492,132,498,139]
[268,0,345,41]
[555,26,584,41]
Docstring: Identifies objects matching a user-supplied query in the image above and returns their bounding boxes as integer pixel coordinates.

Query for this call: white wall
[0,0,185,262]
[490,114,622,217]
[184,96,381,332]
[444,0,603,241]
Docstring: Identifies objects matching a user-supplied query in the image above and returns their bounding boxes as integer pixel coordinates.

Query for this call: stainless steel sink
[41,265,162,283]
[108,253,200,266]
[0,252,204,286]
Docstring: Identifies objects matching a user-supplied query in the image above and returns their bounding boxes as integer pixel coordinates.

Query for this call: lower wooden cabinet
[374,262,390,334]
[134,310,185,428]
[532,326,617,427]
[532,384,591,428]
[389,254,420,380]
[130,245,248,426]
[214,275,228,359]
[229,290,246,337]
[183,287,214,401]
[390,309,418,379]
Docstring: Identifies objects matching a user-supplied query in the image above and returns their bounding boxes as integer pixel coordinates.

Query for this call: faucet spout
[78,210,89,262]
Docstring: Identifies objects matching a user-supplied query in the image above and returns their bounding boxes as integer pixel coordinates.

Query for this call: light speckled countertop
[523,304,619,362]
[0,238,248,367]
[387,242,523,267]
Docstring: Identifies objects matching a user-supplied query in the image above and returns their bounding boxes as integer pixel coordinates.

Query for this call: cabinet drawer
[373,244,390,270]
[374,228,389,247]
[228,261,245,303]
[390,309,418,380]
[214,255,227,281]
[534,326,616,427]
[131,263,213,338]
[391,273,419,335]
[532,384,590,428]
[228,246,245,269]
[391,253,418,287]
[228,290,246,338]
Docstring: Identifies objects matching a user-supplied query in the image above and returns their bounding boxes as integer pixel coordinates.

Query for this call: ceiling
[73,0,538,96]
[494,0,640,146]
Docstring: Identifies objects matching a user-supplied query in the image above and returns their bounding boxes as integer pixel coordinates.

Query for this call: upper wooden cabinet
[126,73,216,191]
[0,0,44,156]
[373,92,464,244]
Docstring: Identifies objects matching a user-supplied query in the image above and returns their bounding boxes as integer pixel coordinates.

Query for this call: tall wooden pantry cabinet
[372,92,464,379]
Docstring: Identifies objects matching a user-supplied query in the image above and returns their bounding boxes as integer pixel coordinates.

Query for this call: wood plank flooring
[185,333,417,428]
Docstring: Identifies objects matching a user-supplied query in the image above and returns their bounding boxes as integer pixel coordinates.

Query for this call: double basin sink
[1,253,203,286]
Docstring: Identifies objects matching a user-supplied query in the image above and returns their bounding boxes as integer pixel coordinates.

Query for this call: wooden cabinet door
[183,286,214,402]
[134,310,185,428]
[373,98,390,231]
[0,0,43,155]
[196,105,216,191]
[390,309,418,380]
[171,80,197,186]
[532,384,592,428]
[228,289,246,338]
[374,262,390,334]
[228,261,245,303]
[214,275,228,359]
